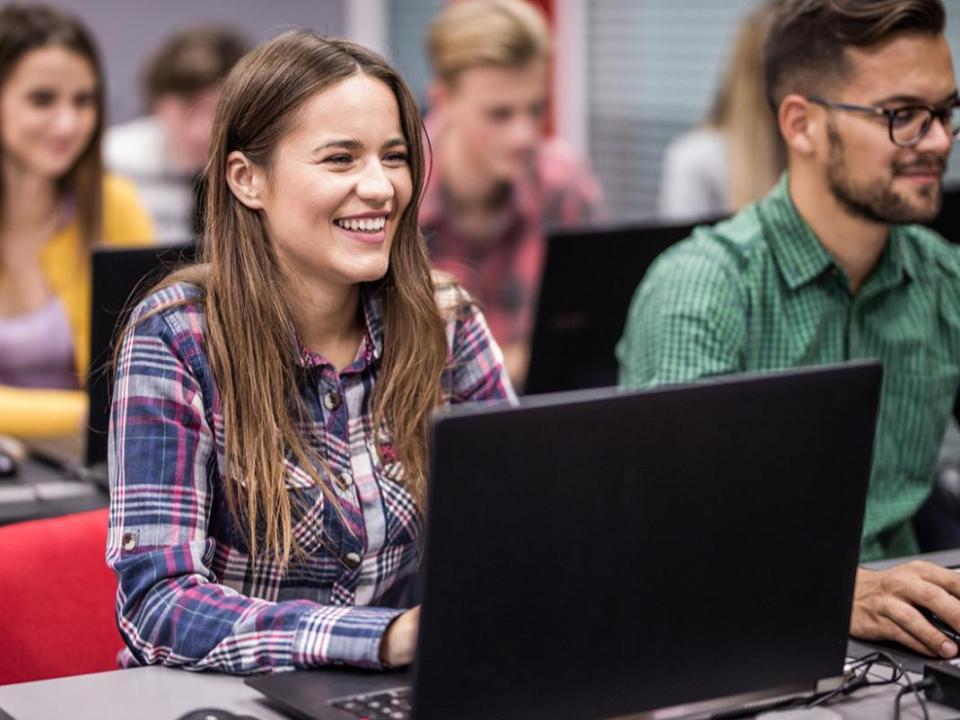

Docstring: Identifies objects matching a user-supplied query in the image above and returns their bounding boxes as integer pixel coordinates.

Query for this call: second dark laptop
[524,219,720,395]
[248,360,881,720]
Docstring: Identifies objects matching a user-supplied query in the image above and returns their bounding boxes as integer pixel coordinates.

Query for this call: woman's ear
[225,150,265,210]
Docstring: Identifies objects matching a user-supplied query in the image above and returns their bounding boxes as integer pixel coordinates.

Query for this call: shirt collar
[759,173,913,292]
[760,174,835,290]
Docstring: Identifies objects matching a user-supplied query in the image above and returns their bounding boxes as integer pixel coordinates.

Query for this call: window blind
[587,0,960,222]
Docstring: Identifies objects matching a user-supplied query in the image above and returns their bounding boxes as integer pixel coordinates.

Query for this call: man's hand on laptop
[851,562,960,658]
[380,606,420,667]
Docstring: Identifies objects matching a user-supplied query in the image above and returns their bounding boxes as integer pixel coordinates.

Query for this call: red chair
[0,508,122,685]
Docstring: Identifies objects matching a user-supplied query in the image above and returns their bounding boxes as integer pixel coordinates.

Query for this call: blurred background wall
[42,0,960,222]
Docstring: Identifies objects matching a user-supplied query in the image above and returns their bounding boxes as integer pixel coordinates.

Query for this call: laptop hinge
[815,674,845,693]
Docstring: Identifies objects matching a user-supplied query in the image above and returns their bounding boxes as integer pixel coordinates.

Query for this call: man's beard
[826,120,946,224]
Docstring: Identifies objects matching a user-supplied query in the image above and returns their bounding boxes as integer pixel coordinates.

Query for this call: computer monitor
[525,219,719,395]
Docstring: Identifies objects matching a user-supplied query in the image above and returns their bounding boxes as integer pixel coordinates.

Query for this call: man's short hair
[763,0,946,113]
[144,25,250,102]
[426,0,551,86]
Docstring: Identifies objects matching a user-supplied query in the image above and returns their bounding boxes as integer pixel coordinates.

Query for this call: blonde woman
[107,31,512,673]
[0,4,153,438]
[658,0,785,222]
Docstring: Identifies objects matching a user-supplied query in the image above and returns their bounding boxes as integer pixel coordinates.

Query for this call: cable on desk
[894,676,933,720]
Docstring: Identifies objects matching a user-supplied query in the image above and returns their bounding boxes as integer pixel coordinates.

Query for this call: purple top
[0,296,78,389]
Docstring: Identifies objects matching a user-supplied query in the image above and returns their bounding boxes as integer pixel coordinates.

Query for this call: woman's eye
[324,154,353,166]
[74,92,96,108]
[383,152,408,165]
[27,91,55,107]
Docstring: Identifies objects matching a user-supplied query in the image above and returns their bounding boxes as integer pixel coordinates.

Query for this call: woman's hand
[379,606,420,667]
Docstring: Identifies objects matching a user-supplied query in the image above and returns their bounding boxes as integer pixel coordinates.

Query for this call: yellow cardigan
[0,175,154,438]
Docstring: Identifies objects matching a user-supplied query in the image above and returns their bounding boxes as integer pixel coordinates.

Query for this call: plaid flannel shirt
[107,280,513,673]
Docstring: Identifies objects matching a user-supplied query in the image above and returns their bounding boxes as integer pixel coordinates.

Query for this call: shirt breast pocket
[366,435,422,547]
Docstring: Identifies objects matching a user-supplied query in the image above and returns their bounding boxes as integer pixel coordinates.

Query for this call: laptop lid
[524,219,721,396]
[412,361,880,719]
[85,243,196,467]
[248,361,880,720]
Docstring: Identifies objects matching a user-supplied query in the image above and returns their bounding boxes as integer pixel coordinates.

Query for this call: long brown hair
[707,1,785,212]
[0,4,104,244]
[148,31,448,570]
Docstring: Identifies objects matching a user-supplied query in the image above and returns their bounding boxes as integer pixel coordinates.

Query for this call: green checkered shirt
[617,175,960,561]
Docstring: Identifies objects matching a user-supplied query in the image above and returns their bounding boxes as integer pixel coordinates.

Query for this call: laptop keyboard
[331,687,412,719]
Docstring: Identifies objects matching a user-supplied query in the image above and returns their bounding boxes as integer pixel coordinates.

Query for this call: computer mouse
[0,447,17,478]
[174,709,262,720]
[0,435,23,478]
[918,607,960,645]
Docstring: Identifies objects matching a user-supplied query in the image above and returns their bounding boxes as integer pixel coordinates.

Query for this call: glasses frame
[807,94,960,148]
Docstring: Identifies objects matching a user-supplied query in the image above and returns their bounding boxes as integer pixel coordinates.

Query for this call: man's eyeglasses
[807,95,960,148]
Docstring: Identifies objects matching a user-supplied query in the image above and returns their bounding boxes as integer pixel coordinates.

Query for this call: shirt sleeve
[439,285,517,404]
[616,239,748,388]
[106,301,402,674]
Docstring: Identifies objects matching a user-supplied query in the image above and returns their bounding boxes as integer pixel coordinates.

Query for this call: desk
[0,659,954,720]
[0,666,289,720]
[0,456,107,526]
[5,549,960,720]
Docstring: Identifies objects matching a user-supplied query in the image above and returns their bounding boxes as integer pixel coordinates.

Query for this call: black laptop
[247,360,881,720]
[524,219,720,395]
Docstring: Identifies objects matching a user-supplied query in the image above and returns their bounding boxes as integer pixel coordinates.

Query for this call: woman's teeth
[335,217,386,232]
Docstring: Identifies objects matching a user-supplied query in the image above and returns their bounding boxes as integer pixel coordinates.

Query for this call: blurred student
[658,0,784,222]
[0,4,153,438]
[421,0,602,387]
[107,31,512,673]
[105,26,249,242]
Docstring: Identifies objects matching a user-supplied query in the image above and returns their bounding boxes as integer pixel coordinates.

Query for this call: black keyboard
[331,687,412,719]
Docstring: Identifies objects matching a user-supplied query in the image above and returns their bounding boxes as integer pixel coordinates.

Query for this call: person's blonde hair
[707,0,785,211]
[427,0,551,85]
[126,31,448,571]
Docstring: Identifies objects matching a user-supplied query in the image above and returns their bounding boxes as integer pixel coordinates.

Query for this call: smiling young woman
[0,4,153,438]
[106,31,513,674]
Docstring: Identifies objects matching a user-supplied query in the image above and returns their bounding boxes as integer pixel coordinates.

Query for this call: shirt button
[335,471,353,490]
[344,552,361,569]
[323,390,341,411]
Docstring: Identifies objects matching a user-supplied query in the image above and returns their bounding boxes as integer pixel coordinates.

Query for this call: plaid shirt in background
[106,281,513,674]
[420,114,603,350]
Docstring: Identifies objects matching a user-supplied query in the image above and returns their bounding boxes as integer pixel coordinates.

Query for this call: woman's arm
[107,297,403,674]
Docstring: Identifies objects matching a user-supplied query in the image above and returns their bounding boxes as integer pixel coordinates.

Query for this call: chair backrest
[0,508,120,685]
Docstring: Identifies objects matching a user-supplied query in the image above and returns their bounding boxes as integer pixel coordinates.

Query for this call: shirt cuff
[292,605,406,669]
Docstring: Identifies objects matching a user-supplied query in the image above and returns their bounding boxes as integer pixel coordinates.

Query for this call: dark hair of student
[0,3,104,244]
[763,0,946,112]
[143,25,250,104]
